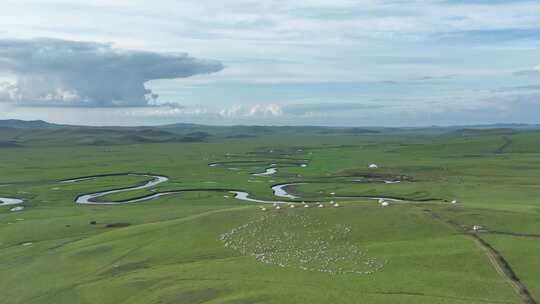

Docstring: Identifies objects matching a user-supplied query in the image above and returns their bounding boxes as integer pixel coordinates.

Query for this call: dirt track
[422,208,537,304]
[495,136,513,154]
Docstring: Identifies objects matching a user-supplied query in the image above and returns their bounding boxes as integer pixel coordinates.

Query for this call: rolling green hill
[1,121,540,303]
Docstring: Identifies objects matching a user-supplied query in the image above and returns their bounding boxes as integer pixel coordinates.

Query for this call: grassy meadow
[1,123,540,303]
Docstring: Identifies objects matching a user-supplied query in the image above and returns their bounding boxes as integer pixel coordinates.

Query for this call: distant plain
[1,121,540,304]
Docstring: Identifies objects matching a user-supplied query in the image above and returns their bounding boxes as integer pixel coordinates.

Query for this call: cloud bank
[514,65,540,77]
[0,38,224,107]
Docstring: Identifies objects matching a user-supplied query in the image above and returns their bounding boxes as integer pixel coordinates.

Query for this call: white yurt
[10,206,24,212]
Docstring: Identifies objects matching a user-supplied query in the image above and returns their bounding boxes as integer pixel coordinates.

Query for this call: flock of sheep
[220,212,386,275]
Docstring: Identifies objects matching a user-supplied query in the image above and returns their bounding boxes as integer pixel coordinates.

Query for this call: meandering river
[2,164,416,206]
[75,174,169,204]
[0,197,24,206]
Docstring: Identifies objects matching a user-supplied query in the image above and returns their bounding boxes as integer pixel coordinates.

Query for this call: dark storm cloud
[0,38,224,107]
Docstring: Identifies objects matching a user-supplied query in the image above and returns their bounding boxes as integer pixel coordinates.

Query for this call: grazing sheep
[289,204,296,208]
[275,205,281,210]
[261,207,267,211]
[304,204,310,208]
[381,202,389,207]
[219,212,386,276]
[333,202,340,208]
[318,203,324,208]
[451,200,458,204]
[369,164,378,169]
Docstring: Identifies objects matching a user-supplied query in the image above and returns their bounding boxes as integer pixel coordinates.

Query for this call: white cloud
[219,104,283,118]
[0,38,223,107]
[0,82,20,101]
[1,1,540,126]
[513,64,540,77]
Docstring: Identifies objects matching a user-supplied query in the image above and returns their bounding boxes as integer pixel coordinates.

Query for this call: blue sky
[1,0,540,126]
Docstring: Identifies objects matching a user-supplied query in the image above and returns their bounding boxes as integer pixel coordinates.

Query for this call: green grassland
[1,123,540,303]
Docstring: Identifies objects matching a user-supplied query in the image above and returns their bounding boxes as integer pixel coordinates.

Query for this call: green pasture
[1,127,540,303]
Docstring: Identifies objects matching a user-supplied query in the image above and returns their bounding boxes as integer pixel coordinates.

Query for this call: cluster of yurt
[260,200,344,211]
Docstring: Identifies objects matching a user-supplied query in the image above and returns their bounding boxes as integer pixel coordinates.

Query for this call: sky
[1,0,540,127]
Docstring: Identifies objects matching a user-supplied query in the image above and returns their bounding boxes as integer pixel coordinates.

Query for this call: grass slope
[2,126,540,303]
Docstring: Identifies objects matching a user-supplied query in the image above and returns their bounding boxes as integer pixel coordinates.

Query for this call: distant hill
[465,123,540,129]
[0,119,56,129]
[445,128,518,137]
[1,119,540,148]
[1,119,539,131]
